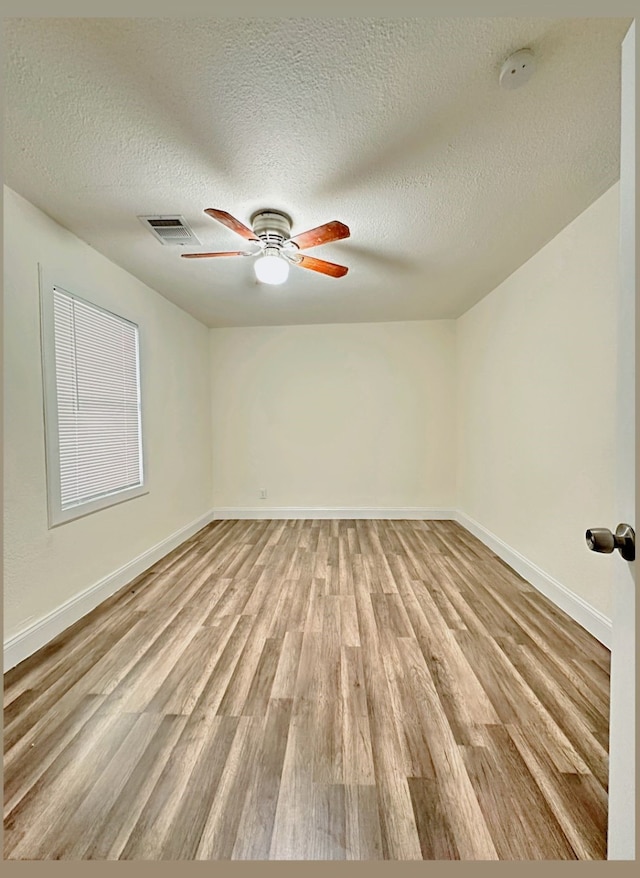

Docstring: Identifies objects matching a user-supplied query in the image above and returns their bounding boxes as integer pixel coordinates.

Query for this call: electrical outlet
[260,489,267,500]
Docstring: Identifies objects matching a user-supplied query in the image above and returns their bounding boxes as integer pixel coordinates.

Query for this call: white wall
[210,321,457,511]
[457,183,619,618]
[3,187,212,641]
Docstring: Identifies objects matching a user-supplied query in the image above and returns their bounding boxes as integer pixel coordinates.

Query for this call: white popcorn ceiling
[4,17,630,328]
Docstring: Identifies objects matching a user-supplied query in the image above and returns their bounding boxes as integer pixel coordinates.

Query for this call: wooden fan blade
[204,209,258,241]
[288,220,350,250]
[181,250,248,258]
[295,255,349,278]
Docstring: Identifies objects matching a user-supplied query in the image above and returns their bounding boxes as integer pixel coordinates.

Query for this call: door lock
[585,523,635,562]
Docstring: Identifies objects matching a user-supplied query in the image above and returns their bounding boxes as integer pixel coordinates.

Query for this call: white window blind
[52,287,143,511]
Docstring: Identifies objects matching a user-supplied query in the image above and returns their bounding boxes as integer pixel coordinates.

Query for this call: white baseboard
[3,509,217,671]
[212,506,456,520]
[455,511,612,648]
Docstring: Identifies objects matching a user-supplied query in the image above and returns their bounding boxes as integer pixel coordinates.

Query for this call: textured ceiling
[4,17,630,327]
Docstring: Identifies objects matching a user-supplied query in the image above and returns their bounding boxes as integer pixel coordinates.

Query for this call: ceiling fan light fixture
[254,250,289,285]
[183,207,350,279]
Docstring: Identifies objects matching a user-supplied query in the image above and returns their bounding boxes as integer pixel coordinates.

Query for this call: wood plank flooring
[3,519,610,860]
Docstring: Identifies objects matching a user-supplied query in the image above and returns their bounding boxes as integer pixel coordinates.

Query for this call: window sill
[48,485,149,528]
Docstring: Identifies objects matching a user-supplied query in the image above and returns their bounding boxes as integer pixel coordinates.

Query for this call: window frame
[39,265,148,528]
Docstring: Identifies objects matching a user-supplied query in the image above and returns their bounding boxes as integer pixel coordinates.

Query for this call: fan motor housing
[250,209,292,246]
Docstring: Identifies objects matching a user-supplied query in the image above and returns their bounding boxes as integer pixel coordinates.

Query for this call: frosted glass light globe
[254,253,289,285]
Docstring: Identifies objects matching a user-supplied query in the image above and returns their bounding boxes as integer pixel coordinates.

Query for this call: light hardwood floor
[4,519,610,860]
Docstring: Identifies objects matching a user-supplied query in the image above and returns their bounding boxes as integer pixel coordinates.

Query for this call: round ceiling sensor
[499,49,536,90]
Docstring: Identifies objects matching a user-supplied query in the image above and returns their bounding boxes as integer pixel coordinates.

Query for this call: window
[40,272,146,526]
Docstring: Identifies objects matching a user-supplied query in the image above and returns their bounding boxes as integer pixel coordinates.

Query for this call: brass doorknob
[586,524,635,562]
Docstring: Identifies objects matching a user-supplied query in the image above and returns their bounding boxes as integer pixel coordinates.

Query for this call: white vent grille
[138,215,200,246]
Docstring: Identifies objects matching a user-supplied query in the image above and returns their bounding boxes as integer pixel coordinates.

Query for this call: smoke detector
[138,215,200,246]
[499,49,536,90]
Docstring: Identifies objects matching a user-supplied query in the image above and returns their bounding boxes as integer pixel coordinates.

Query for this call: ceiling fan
[181,208,350,285]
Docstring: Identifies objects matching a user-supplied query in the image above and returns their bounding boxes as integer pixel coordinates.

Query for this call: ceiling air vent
[138,215,200,246]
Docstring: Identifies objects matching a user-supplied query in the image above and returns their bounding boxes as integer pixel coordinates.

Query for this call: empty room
[3,16,636,861]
